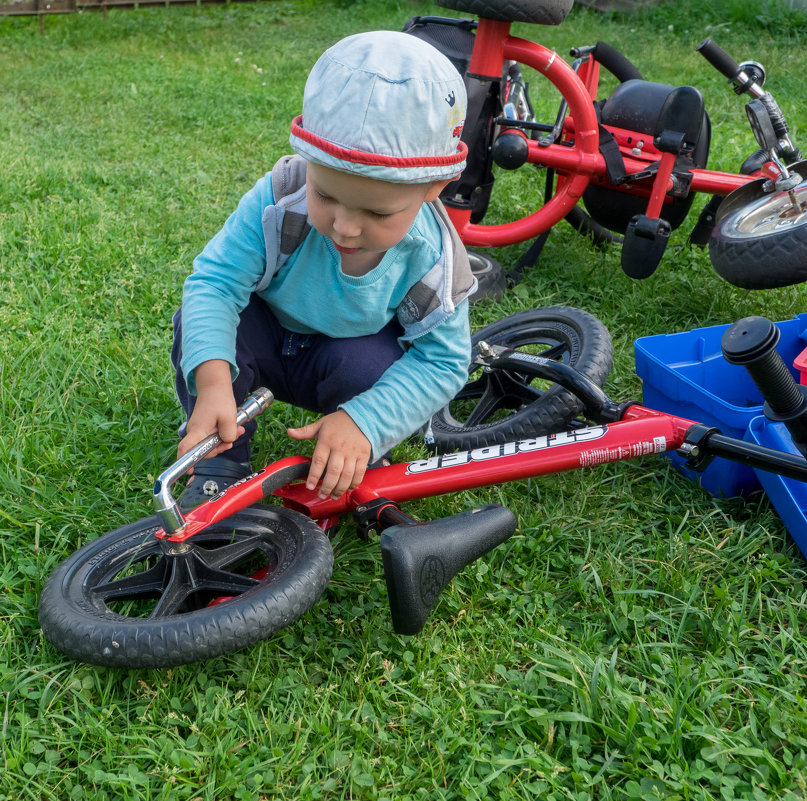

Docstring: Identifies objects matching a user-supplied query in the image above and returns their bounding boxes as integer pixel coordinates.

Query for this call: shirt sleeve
[339,299,471,460]
[180,176,274,394]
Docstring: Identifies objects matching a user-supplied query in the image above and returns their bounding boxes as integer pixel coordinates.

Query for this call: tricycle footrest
[621,214,671,278]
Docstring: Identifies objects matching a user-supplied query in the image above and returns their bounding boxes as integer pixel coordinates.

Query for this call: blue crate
[746,416,807,558]
[634,314,807,496]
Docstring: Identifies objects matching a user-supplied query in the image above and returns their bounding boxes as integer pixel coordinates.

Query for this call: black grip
[722,316,807,457]
[592,41,643,82]
[721,317,800,413]
[696,37,741,80]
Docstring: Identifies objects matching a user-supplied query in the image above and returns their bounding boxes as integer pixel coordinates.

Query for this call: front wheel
[429,306,613,453]
[710,166,807,289]
[39,506,333,668]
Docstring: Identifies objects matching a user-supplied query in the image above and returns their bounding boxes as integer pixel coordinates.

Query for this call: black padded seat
[435,0,574,25]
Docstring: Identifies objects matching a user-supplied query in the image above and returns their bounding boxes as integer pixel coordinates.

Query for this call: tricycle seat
[434,0,574,25]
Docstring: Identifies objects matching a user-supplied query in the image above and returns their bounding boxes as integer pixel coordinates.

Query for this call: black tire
[429,306,613,452]
[468,250,506,304]
[434,0,573,25]
[565,204,623,247]
[39,506,333,668]
[709,174,807,289]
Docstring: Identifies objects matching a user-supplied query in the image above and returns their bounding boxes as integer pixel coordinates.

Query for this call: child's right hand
[177,360,243,459]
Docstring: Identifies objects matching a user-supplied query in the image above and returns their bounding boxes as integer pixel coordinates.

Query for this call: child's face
[306,163,445,259]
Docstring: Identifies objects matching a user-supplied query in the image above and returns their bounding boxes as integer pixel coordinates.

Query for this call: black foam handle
[721,317,802,414]
[591,41,643,82]
[696,38,741,80]
[722,316,807,457]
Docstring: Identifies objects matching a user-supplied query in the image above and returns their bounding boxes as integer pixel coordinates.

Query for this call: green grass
[2,0,807,798]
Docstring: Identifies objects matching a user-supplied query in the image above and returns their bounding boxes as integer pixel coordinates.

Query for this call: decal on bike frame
[207,468,268,503]
[578,435,668,466]
[405,426,652,475]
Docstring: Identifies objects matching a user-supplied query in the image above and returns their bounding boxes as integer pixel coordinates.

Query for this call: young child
[171,30,476,507]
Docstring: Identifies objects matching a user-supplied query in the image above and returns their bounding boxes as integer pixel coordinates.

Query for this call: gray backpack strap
[258,155,311,292]
[398,199,477,340]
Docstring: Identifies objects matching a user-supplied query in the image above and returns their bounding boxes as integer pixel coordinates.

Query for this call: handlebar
[696,37,742,82]
[589,41,643,82]
[697,38,801,164]
[153,387,274,533]
[722,318,807,457]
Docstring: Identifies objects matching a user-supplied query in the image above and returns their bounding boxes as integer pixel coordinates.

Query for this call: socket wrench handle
[153,388,275,533]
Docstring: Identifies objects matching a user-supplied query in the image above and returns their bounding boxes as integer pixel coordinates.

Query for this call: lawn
[2,0,807,798]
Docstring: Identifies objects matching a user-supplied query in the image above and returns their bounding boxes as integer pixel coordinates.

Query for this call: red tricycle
[404,0,807,290]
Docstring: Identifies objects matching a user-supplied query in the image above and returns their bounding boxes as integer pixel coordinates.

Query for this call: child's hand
[178,361,244,460]
[287,410,371,499]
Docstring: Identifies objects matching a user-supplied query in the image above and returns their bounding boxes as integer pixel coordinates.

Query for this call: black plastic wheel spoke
[461,372,511,426]
[457,342,572,427]
[537,341,569,362]
[149,549,259,618]
[460,369,546,427]
[149,566,194,618]
[198,535,270,571]
[91,559,168,602]
[497,370,545,405]
[454,374,488,400]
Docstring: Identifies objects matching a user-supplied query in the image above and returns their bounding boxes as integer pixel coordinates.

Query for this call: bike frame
[154,402,807,545]
[444,17,769,248]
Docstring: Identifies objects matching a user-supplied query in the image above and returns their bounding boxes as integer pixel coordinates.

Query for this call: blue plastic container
[746,416,807,557]
[634,314,807,496]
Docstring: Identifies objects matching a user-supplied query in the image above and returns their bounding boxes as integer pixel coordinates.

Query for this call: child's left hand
[287,410,371,500]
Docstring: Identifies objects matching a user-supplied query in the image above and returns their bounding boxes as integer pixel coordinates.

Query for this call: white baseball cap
[290,30,467,184]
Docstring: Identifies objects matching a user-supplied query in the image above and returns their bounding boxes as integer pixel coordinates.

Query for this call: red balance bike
[404,0,807,289]
[38,308,807,668]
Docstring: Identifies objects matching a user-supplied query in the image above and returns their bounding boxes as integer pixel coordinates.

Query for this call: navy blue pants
[172,295,404,462]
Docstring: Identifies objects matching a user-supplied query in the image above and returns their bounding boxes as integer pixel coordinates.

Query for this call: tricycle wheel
[434,0,573,25]
[709,167,807,288]
[38,506,333,668]
[468,250,506,303]
[429,306,612,452]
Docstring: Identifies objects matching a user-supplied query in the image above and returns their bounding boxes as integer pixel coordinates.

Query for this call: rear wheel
[468,251,506,303]
[429,306,613,452]
[39,506,333,668]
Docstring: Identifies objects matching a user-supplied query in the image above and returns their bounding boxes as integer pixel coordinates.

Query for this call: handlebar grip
[187,387,274,466]
[696,37,741,80]
[591,41,643,82]
[721,318,807,457]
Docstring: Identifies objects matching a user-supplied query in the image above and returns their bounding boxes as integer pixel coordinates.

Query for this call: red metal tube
[456,34,601,247]
[275,408,695,519]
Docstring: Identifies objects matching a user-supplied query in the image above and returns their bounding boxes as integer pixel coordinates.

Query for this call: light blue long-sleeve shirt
[180,172,471,459]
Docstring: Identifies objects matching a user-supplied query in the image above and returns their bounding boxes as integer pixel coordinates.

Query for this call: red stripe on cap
[290,116,467,168]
